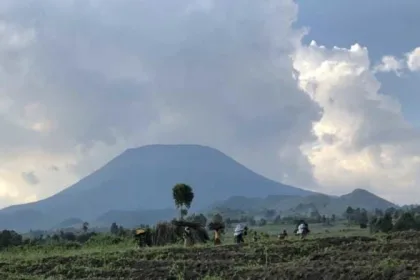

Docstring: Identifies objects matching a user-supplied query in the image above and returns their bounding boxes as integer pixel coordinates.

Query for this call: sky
[0,0,419,208]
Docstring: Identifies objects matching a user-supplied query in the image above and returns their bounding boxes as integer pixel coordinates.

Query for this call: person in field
[183,226,194,247]
[214,229,221,245]
[296,220,310,239]
[208,221,225,246]
[134,228,152,247]
[278,230,288,240]
[234,224,248,244]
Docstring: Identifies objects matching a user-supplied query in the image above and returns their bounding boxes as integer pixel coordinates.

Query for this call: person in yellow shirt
[214,229,221,245]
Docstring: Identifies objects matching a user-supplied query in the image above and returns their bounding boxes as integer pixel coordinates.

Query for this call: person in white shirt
[296,220,309,239]
[234,224,247,244]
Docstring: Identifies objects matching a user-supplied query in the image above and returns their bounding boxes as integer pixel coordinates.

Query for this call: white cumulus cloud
[374,46,420,74]
[373,55,404,75]
[293,41,420,203]
[407,47,420,72]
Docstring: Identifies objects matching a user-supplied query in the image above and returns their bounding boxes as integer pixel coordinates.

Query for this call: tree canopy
[172,183,194,219]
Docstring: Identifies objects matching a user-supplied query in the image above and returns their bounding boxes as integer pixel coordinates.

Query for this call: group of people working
[135,220,310,247]
[233,220,310,242]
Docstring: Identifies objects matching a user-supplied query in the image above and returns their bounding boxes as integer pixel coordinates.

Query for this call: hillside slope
[0,144,312,231]
[211,189,397,217]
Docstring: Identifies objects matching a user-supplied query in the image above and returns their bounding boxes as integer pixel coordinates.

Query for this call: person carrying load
[183,226,194,247]
[214,229,221,245]
[296,220,310,239]
[233,224,248,244]
[134,228,152,247]
[278,230,288,240]
[208,220,225,246]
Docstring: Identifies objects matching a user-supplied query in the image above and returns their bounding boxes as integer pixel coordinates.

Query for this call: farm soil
[2,232,420,280]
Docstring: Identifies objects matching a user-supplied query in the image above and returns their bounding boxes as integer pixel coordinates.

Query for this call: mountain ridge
[211,188,397,217]
[0,144,313,231]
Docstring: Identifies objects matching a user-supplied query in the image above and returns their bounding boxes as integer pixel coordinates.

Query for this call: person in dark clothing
[278,230,288,240]
[235,232,245,244]
[135,228,152,247]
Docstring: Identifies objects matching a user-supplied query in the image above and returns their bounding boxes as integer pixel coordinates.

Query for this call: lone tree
[172,183,194,220]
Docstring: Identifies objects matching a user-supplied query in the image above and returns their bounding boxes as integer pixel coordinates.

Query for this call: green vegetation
[210,189,396,220]
[172,183,195,219]
[0,213,420,279]
[1,230,420,279]
[2,184,420,279]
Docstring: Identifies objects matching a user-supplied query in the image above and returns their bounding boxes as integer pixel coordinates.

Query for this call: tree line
[2,182,420,250]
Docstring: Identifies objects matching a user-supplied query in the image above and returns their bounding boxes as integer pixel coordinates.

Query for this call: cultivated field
[1,228,420,280]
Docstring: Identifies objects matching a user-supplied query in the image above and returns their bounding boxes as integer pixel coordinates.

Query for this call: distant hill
[0,144,312,231]
[95,208,178,228]
[55,218,84,229]
[0,209,53,232]
[211,189,397,218]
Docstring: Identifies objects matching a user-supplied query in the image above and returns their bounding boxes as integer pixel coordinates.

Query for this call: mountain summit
[338,188,394,210]
[0,144,312,230]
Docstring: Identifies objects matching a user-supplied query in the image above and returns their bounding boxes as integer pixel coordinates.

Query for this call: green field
[254,221,365,236]
[1,223,420,280]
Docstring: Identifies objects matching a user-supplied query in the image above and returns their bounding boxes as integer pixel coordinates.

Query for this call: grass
[1,225,419,279]
[255,221,366,235]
